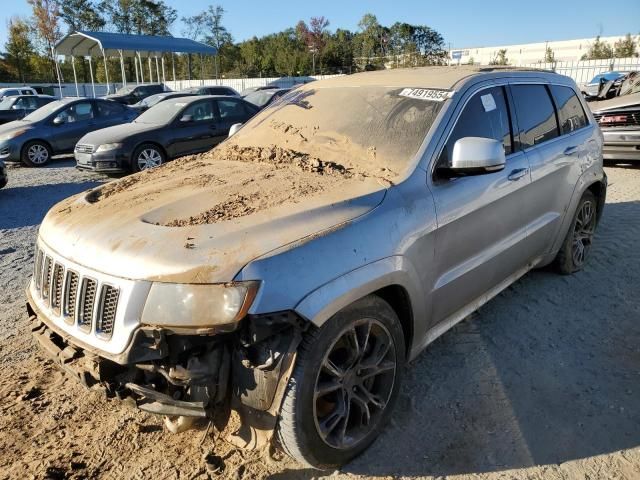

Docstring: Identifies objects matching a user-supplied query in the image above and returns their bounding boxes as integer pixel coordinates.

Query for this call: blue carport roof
[55,31,217,57]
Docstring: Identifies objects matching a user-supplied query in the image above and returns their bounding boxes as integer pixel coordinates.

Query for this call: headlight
[0,129,27,142]
[95,143,123,152]
[140,281,259,328]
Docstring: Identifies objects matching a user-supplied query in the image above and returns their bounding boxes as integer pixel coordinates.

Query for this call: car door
[509,83,592,258]
[429,84,535,324]
[50,101,97,152]
[169,99,218,157]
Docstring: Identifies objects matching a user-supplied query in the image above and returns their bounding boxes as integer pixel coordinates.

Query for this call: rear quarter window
[550,85,588,134]
[510,84,560,149]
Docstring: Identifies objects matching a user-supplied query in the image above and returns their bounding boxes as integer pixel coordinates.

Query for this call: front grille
[51,263,65,315]
[97,285,119,337]
[78,278,98,331]
[594,111,640,128]
[32,244,122,339]
[0,147,9,156]
[63,270,79,322]
[75,144,95,154]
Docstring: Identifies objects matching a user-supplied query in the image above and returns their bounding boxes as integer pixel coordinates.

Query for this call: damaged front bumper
[28,299,304,442]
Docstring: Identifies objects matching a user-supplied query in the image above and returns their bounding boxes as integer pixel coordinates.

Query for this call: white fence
[520,57,640,84]
[0,74,343,99]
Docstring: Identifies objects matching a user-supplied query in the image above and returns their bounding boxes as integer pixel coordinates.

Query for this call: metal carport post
[102,47,110,94]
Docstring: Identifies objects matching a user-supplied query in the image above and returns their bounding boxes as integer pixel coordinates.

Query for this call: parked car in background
[131,92,198,113]
[181,85,240,97]
[590,92,640,162]
[0,159,6,189]
[31,67,605,469]
[0,98,137,167]
[243,88,291,110]
[105,83,168,105]
[0,95,56,125]
[240,84,284,97]
[75,95,259,173]
[581,71,630,100]
[0,86,38,101]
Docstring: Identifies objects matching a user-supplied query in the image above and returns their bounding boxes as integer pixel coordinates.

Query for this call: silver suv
[27,67,605,469]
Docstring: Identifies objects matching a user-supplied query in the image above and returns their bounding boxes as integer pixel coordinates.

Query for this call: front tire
[278,296,405,469]
[555,190,598,274]
[21,140,52,167]
[131,143,165,172]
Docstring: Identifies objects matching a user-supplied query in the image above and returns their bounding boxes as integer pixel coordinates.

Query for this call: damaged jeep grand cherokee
[27,66,606,469]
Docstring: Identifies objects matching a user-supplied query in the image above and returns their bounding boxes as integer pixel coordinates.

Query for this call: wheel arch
[21,138,53,156]
[130,141,168,167]
[586,176,607,224]
[294,256,426,361]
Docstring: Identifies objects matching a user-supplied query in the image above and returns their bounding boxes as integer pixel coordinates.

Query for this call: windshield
[140,94,166,107]
[23,100,66,122]
[591,72,624,83]
[0,97,17,110]
[229,85,445,177]
[134,99,186,124]
[244,90,276,108]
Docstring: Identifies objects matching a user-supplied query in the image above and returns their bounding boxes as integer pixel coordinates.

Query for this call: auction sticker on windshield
[399,88,453,102]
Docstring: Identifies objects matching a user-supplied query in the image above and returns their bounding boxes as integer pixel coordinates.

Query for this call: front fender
[294,255,427,359]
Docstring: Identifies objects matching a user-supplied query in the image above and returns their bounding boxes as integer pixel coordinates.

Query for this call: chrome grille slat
[63,270,79,323]
[97,285,119,337]
[51,263,65,315]
[75,144,95,154]
[34,247,43,292]
[78,278,98,332]
[42,256,53,301]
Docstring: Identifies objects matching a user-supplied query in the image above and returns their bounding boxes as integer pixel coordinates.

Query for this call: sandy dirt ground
[0,159,638,480]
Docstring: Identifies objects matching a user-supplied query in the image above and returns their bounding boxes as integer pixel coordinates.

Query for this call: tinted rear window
[510,85,559,149]
[550,85,588,134]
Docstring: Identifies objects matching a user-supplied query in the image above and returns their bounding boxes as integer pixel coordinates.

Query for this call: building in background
[451,35,634,65]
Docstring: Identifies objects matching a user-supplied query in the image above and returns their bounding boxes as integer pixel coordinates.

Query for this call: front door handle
[564,146,578,155]
[507,168,529,181]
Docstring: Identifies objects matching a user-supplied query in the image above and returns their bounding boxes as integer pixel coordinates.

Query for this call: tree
[59,0,105,32]
[297,16,330,74]
[490,49,509,65]
[581,35,614,60]
[544,45,555,63]
[28,0,62,80]
[182,6,232,79]
[614,33,638,58]
[5,17,36,82]
[357,13,381,64]
[99,0,176,35]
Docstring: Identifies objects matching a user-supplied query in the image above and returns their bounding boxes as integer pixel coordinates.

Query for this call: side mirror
[450,137,505,173]
[180,114,193,123]
[11,105,19,110]
[53,116,65,125]
[228,123,243,137]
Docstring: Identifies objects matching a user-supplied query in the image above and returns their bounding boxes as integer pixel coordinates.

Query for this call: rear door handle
[564,146,578,155]
[507,168,529,181]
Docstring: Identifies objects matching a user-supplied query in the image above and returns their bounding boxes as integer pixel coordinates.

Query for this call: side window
[439,86,512,167]
[550,85,588,134]
[21,89,34,95]
[97,101,125,117]
[6,90,18,97]
[217,99,251,122]
[182,101,214,122]
[56,101,94,123]
[13,98,27,109]
[17,97,38,109]
[510,85,559,149]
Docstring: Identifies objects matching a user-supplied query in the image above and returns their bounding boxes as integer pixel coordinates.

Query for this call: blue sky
[1,0,639,49]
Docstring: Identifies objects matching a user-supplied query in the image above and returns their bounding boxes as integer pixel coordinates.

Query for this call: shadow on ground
[268,201,640,479]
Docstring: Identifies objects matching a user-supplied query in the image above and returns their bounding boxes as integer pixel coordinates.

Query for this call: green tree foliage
[544,46,555,63]
[489,49,509,65]
[5,17,36,82]
[581,35,614,60]
[613,33,638,58]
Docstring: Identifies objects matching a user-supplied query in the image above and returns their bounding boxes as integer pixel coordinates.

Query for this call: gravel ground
[0,159,638,480]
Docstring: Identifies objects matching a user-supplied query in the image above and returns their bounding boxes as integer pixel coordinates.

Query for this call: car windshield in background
[590,72,625,83]
[244,90,277,108]
[114,85,136,95]
[229,85,445,176]
[140,94,167,107]
[22,100,65,122]
[134,99,186,124]
[0,97,17,110]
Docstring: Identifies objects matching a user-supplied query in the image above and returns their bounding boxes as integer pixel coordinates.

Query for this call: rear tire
[278,295,405,469]
[131,143,165,172]
[555,190,597,274]
[21,140,52,167]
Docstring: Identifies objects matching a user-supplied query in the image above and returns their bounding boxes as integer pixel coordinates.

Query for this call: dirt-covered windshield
[227,84,445,177]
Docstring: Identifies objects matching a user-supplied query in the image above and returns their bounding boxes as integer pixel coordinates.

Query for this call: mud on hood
[38,155,388,284]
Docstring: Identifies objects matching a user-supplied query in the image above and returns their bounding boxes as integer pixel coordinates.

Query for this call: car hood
[79,122,161,144]
[589,92,640,112]
[39,158,387,284]
[0,119,33,134]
